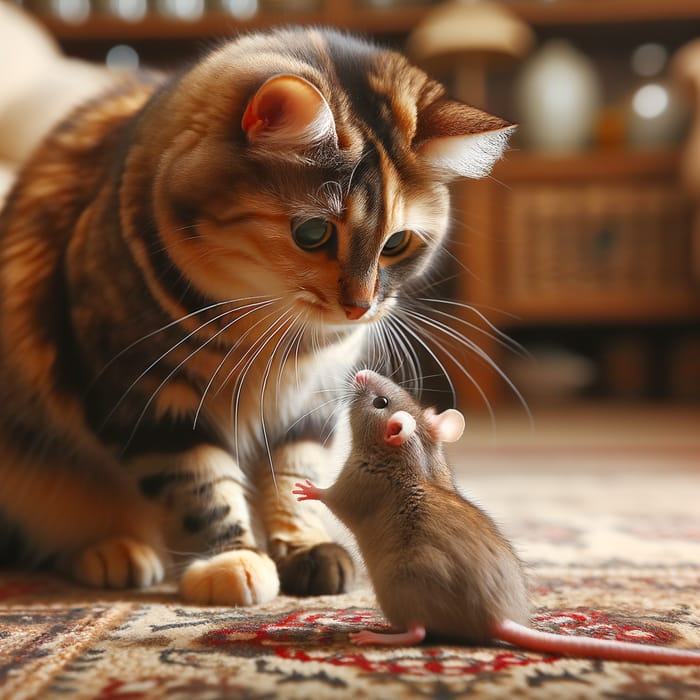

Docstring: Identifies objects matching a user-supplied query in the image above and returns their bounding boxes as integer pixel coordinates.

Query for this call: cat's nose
[343,304,369,321]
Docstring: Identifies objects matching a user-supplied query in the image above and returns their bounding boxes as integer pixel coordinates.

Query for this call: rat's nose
[355,370,369,385]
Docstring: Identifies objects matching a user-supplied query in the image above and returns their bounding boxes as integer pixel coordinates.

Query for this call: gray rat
[293,369,700,664]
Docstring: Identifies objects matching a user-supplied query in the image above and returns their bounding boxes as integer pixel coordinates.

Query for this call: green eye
[382,230,411,257]
[292,218,335,251]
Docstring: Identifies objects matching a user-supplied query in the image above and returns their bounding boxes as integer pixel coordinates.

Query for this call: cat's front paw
[71,536,165,589]
[277,542,354,596]
[180,549,279,606]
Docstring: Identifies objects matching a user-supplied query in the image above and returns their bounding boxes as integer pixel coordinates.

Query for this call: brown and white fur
[294,370,700,664]
[0,27,513,605]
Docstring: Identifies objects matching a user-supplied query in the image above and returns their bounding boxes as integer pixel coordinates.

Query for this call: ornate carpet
[2,454,699,699]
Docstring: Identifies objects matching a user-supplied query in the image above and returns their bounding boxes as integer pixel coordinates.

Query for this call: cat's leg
[69,536,165,588]
[257,441,354,596]
[0,448,166,588]
[131,444,279,605]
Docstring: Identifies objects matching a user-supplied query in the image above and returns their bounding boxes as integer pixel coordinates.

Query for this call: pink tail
[493,619,700,665]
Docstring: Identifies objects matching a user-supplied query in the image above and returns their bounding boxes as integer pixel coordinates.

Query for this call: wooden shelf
[32,0,700,41]
[501,295,700,326]
[34,5,429,41]
[495,148,683,183]
[453,144,700,406]
[506,0,700,26]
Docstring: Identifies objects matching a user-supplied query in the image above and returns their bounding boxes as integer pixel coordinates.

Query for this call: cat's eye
[292,218,335,251]
[381,230,411,257]
[373,396,389,409]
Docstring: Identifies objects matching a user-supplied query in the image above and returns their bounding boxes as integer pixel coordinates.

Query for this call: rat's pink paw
[350,629,382,645]
[350,625,427,646]
[292,479,320,502]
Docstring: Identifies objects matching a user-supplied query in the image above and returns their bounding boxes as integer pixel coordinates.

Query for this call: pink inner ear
[242,78,303,136]
[241,74,336,147]
[242,89,284,133]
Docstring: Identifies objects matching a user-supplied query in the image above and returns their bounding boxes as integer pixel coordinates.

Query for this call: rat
[293,369,700,664]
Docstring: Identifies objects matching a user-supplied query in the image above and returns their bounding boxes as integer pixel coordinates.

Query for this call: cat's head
[130,28,513,331]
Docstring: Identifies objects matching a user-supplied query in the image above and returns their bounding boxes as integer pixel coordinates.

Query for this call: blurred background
[1,0,699,424]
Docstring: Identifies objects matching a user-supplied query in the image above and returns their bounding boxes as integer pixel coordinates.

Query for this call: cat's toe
[277,542,354,596]
[180,549,279,606]
[71,536,164,589]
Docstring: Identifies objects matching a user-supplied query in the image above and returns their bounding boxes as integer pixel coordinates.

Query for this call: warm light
[221,0,257,18]
[157,0,204,19]
[51,0,89,22]
[631,43,668,78]
[108,0,147,21]
[106,44,140,70]
[632,83,669,119]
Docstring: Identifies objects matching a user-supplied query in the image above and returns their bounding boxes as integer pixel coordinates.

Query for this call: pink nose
[343,304,369,321]
[355,370,369,385]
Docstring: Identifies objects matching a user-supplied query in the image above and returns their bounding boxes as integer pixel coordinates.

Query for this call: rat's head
[350,370,465,462]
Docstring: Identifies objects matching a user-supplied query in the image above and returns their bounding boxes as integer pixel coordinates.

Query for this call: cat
[0,27,513,606]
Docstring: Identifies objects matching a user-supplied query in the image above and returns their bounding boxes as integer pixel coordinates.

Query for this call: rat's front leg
[256,440,354,596]
[292,479,324,502]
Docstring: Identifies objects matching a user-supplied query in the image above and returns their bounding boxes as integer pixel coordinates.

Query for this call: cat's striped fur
[0,27,512,604]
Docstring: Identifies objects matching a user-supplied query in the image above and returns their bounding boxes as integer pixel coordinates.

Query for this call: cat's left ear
[242,74,337,150]
[415,99,515,179]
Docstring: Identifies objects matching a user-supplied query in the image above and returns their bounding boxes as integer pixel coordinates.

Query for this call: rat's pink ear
[241,74,336,150]
[426,408,465,443]
[385,410,417,446]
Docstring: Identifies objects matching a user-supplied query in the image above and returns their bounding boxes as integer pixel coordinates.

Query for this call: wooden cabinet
[454,149,700,406]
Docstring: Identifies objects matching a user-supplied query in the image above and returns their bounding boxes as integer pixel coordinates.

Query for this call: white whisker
[120,298,284,452]
[90,295,274,391]
[400,307,532,424]
[418,298,530,359]
[192,300,286,427]
[102,297,279,432]
[259,310,304,489]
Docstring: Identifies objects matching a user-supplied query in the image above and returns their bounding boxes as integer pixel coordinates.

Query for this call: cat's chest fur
[186,325,366,463]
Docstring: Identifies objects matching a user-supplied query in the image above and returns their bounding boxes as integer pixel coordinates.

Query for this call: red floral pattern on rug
[1,571,698,700]
[2,469,700,698]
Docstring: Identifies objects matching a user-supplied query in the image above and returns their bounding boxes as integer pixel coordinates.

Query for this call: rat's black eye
[372,396,389,409]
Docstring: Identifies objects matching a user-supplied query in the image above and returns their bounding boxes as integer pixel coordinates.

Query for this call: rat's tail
[492,619,700,665]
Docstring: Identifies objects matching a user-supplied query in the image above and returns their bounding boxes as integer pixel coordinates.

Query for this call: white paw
[180,550,280,606]
[72,536,164,589]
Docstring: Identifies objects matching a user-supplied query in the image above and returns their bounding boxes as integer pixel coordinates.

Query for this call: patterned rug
[2,460,700,699]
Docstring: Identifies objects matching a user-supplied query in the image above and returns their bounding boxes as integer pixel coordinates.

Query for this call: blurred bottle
[155,0,204,20]
[212,0,258,18]
[516,39,603,152]
[30,0,91,22]
[626,42,690,149]
[259,0,321,11]
[96,0,148,20]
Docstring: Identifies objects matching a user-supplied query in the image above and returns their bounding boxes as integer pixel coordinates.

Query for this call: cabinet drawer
[500,181,694,304]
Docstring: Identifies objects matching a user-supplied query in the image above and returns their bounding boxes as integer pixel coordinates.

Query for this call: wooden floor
[448,400,700,474]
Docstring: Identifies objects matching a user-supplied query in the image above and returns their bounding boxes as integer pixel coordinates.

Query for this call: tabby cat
[0,27,512,605]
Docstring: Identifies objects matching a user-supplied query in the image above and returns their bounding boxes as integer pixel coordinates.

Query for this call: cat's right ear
[242,74,337,152]
[415,99,515,179]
